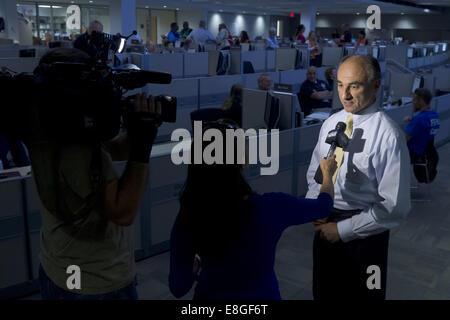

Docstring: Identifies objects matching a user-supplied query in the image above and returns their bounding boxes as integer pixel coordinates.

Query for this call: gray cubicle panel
[321,47,343,67]
[422,74,435,94]
[184,52,208,77]
[434,94,450,146]
[245,129,295,195]
[316,67,329,82]
[384,105,411,131]
[141,53,184,78]
[24,176,42,280]
[433,67,450,91]
[389,71,415,101]
[128,53,142,68]
[0,178,29,289]
[296,123,322,197]
[275,48,297,71]
[243,72,279,90]
[241,51,266,73]
[144,78,199,141]
[385,45,408,67]
[266,50,275,71]
[0,57,40,73]
[0,46,20,58]
[147,153,188,253]
[199,74,244,109]
[279,69,306,94]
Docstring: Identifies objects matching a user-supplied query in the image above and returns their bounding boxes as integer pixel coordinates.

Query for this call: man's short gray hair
[339,54,381,82]
[269,27,277,34]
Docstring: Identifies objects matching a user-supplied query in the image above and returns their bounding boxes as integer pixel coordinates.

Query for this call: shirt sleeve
[305,123,327,200]
[168,214,196,298]
[405,116,424,139]
[300,82,314,99]
[262,192,333,230]
[337,132,411,242]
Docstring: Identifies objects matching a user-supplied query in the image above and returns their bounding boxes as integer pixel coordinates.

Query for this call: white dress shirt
[216,28,230,49]
[305,102,411,242]
[266,36,279,49]
[187,27,216,46]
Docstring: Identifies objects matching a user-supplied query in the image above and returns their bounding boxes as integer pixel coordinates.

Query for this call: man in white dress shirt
[186,20,216,46]
[306,54,411,300]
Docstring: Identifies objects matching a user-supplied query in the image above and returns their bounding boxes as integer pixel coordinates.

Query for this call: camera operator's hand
[127,93,162,163]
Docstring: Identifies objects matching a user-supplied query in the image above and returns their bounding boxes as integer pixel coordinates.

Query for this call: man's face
[183,22,188,29]
[258,76,272,91]
[337,59,380,114]
[88,23,103,35]
[306,68,317,82]
[412,94,424,112]
[173,24,179,31]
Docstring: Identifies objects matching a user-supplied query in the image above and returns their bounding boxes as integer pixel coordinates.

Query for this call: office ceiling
[28,0,448,15]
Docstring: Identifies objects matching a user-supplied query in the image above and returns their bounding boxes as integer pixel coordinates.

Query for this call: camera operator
[27,48,161,299]
[73,20,104,58]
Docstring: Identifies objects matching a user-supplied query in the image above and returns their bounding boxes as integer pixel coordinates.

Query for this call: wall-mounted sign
[66,5,81,31]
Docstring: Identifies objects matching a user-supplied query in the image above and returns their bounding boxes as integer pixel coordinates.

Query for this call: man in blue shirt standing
[404,88,440,158]
[167,22,180,43]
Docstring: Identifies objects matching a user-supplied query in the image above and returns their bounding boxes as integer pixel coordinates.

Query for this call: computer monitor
[272,91,298,129]
[372,47,379,59]
[411,76,422,94]
[422,47,427,56]
[407,48,414,58]
[242,88,268,130]
[442,43,447,51]
[434,45,439,53]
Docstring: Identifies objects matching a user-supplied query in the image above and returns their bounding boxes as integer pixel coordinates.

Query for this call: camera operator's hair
[414,88,432,105]
[37,47,90,68]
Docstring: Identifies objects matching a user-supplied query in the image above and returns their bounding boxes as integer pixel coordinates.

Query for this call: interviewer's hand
[320,154,337,181]
[315,222,341,243]
[313,218,327,226]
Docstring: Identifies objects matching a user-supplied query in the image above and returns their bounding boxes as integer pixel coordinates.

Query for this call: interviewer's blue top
[169,192,333,300]
[405,110,440,155]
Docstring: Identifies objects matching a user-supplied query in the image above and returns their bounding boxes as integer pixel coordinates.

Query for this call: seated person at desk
[355,30,368,47]
[221,83,245,126]
[404,88,440,160]
[258,74,273,91]
[298,66,332,116]
[238,31,250,45]
[265,28,279,49]
[325,67,336,89]
[187,20,216,46]
[180,21,192,39]
[163,40,175,53]
[167,22,180,43]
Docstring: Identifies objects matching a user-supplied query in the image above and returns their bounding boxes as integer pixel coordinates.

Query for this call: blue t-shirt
[169,192,333,300]
[167,30,180,42]
[405,110,440,155]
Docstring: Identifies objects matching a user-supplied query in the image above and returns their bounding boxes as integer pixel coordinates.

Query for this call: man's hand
[403,116,412,123]
[313,218,327,226]
[315,222,341,243]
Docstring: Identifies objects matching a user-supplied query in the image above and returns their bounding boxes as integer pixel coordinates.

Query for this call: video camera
[0,30,177,144]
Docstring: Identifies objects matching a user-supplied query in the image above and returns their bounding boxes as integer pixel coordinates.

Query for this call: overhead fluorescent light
[424,8,430,13]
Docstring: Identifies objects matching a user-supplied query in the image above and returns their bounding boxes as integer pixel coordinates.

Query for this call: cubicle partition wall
[433,67,450,92]
[434,94,450,147]
[142,53,184,79]
[321,47,343,67]
[275,48,297,71]
[241,51,267,73]
[145,78,200,142]
[199,74,243,109]
[243,72,280,90]
[0,58,40,73]
[279,69,307,94]
[184,52,209,77]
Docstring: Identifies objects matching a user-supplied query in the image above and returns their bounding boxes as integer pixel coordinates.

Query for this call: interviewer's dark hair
[414,88,432,105]
[178,120,253,260]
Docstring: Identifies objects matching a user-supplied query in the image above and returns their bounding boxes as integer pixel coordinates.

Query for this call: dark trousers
[313,209,390,300]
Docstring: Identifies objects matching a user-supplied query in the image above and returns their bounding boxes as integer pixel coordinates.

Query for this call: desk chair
[410,139,438,202]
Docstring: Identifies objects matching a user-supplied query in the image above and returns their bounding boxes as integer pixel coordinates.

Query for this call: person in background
[163,39,175,53]
[73,20,104,58]
[167,22,180,43]
[216,23,231,50]
[44,32,52,47]
[338,24,352,46]
[307,31,322,67]
[257,74,273,91]
[355,30,368,47]
[324,67,337,89]
[238,31,250,45]
[295,24,306,44]
[180,21,193,39]
[186,20,216,47]
[169,119,337,300]
[404,88,440,160]
[221,83,245,126]
[265,27,279,49]
[298,66,332,116]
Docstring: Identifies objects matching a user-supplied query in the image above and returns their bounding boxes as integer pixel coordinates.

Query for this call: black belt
[327,207,362,223]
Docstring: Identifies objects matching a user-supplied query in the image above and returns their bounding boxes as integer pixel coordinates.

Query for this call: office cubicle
[141,53,184,78]
[321,47,343,67]
[275,48,297,71]
[199,74,243,109]
[243,72,280,90]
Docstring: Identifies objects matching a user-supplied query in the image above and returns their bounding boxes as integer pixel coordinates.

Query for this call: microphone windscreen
[335,121,346,132]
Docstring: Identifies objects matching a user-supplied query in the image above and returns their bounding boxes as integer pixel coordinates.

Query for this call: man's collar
[343,100,379,125]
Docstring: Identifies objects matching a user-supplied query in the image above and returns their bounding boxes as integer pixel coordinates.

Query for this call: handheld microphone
[314,121,349,184]
[325,122,346,158]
